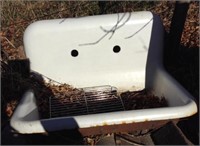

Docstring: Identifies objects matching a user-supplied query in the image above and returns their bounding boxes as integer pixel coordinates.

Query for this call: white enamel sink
[10,11,197,134]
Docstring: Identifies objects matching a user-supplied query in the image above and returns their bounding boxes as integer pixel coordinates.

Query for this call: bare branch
[2,37,17,49]
[125,18,153,39]
[79,12,131,46]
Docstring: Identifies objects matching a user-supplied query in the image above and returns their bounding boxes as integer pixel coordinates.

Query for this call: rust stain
[121,121,126,124]
[78,119,173,136]
[102,122,108,126]
[185,110,198,118]
[189,110,198,117]
[187,113,196,117]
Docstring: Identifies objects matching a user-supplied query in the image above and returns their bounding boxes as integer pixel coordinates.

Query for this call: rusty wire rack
[49,86,125,118]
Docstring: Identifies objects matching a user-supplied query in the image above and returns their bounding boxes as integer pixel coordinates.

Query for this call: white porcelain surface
[24,12,153,91]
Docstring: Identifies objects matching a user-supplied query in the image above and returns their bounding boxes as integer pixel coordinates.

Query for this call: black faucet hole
[71,49,79,57]
[113,45,121,53]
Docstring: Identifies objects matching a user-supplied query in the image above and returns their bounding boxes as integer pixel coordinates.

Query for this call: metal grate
[50,86,125,118]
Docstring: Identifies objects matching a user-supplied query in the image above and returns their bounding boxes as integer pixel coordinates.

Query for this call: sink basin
[10,11,197,135]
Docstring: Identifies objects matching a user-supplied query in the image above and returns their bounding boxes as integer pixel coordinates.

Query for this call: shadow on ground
[164,32,199,145]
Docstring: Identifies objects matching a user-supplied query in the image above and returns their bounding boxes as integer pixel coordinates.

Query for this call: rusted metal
[78,119,179,136]
[50,86,125,118]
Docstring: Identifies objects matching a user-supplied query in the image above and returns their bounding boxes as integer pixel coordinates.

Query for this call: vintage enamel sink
[10,11,197,134]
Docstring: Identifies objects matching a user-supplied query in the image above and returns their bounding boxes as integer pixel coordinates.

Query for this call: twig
[79,12,131,46]
[59,2,80,24]
[3,7,72,28]
[2,37,17,49]
[100,13,127,40]
[125,18,153,39]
